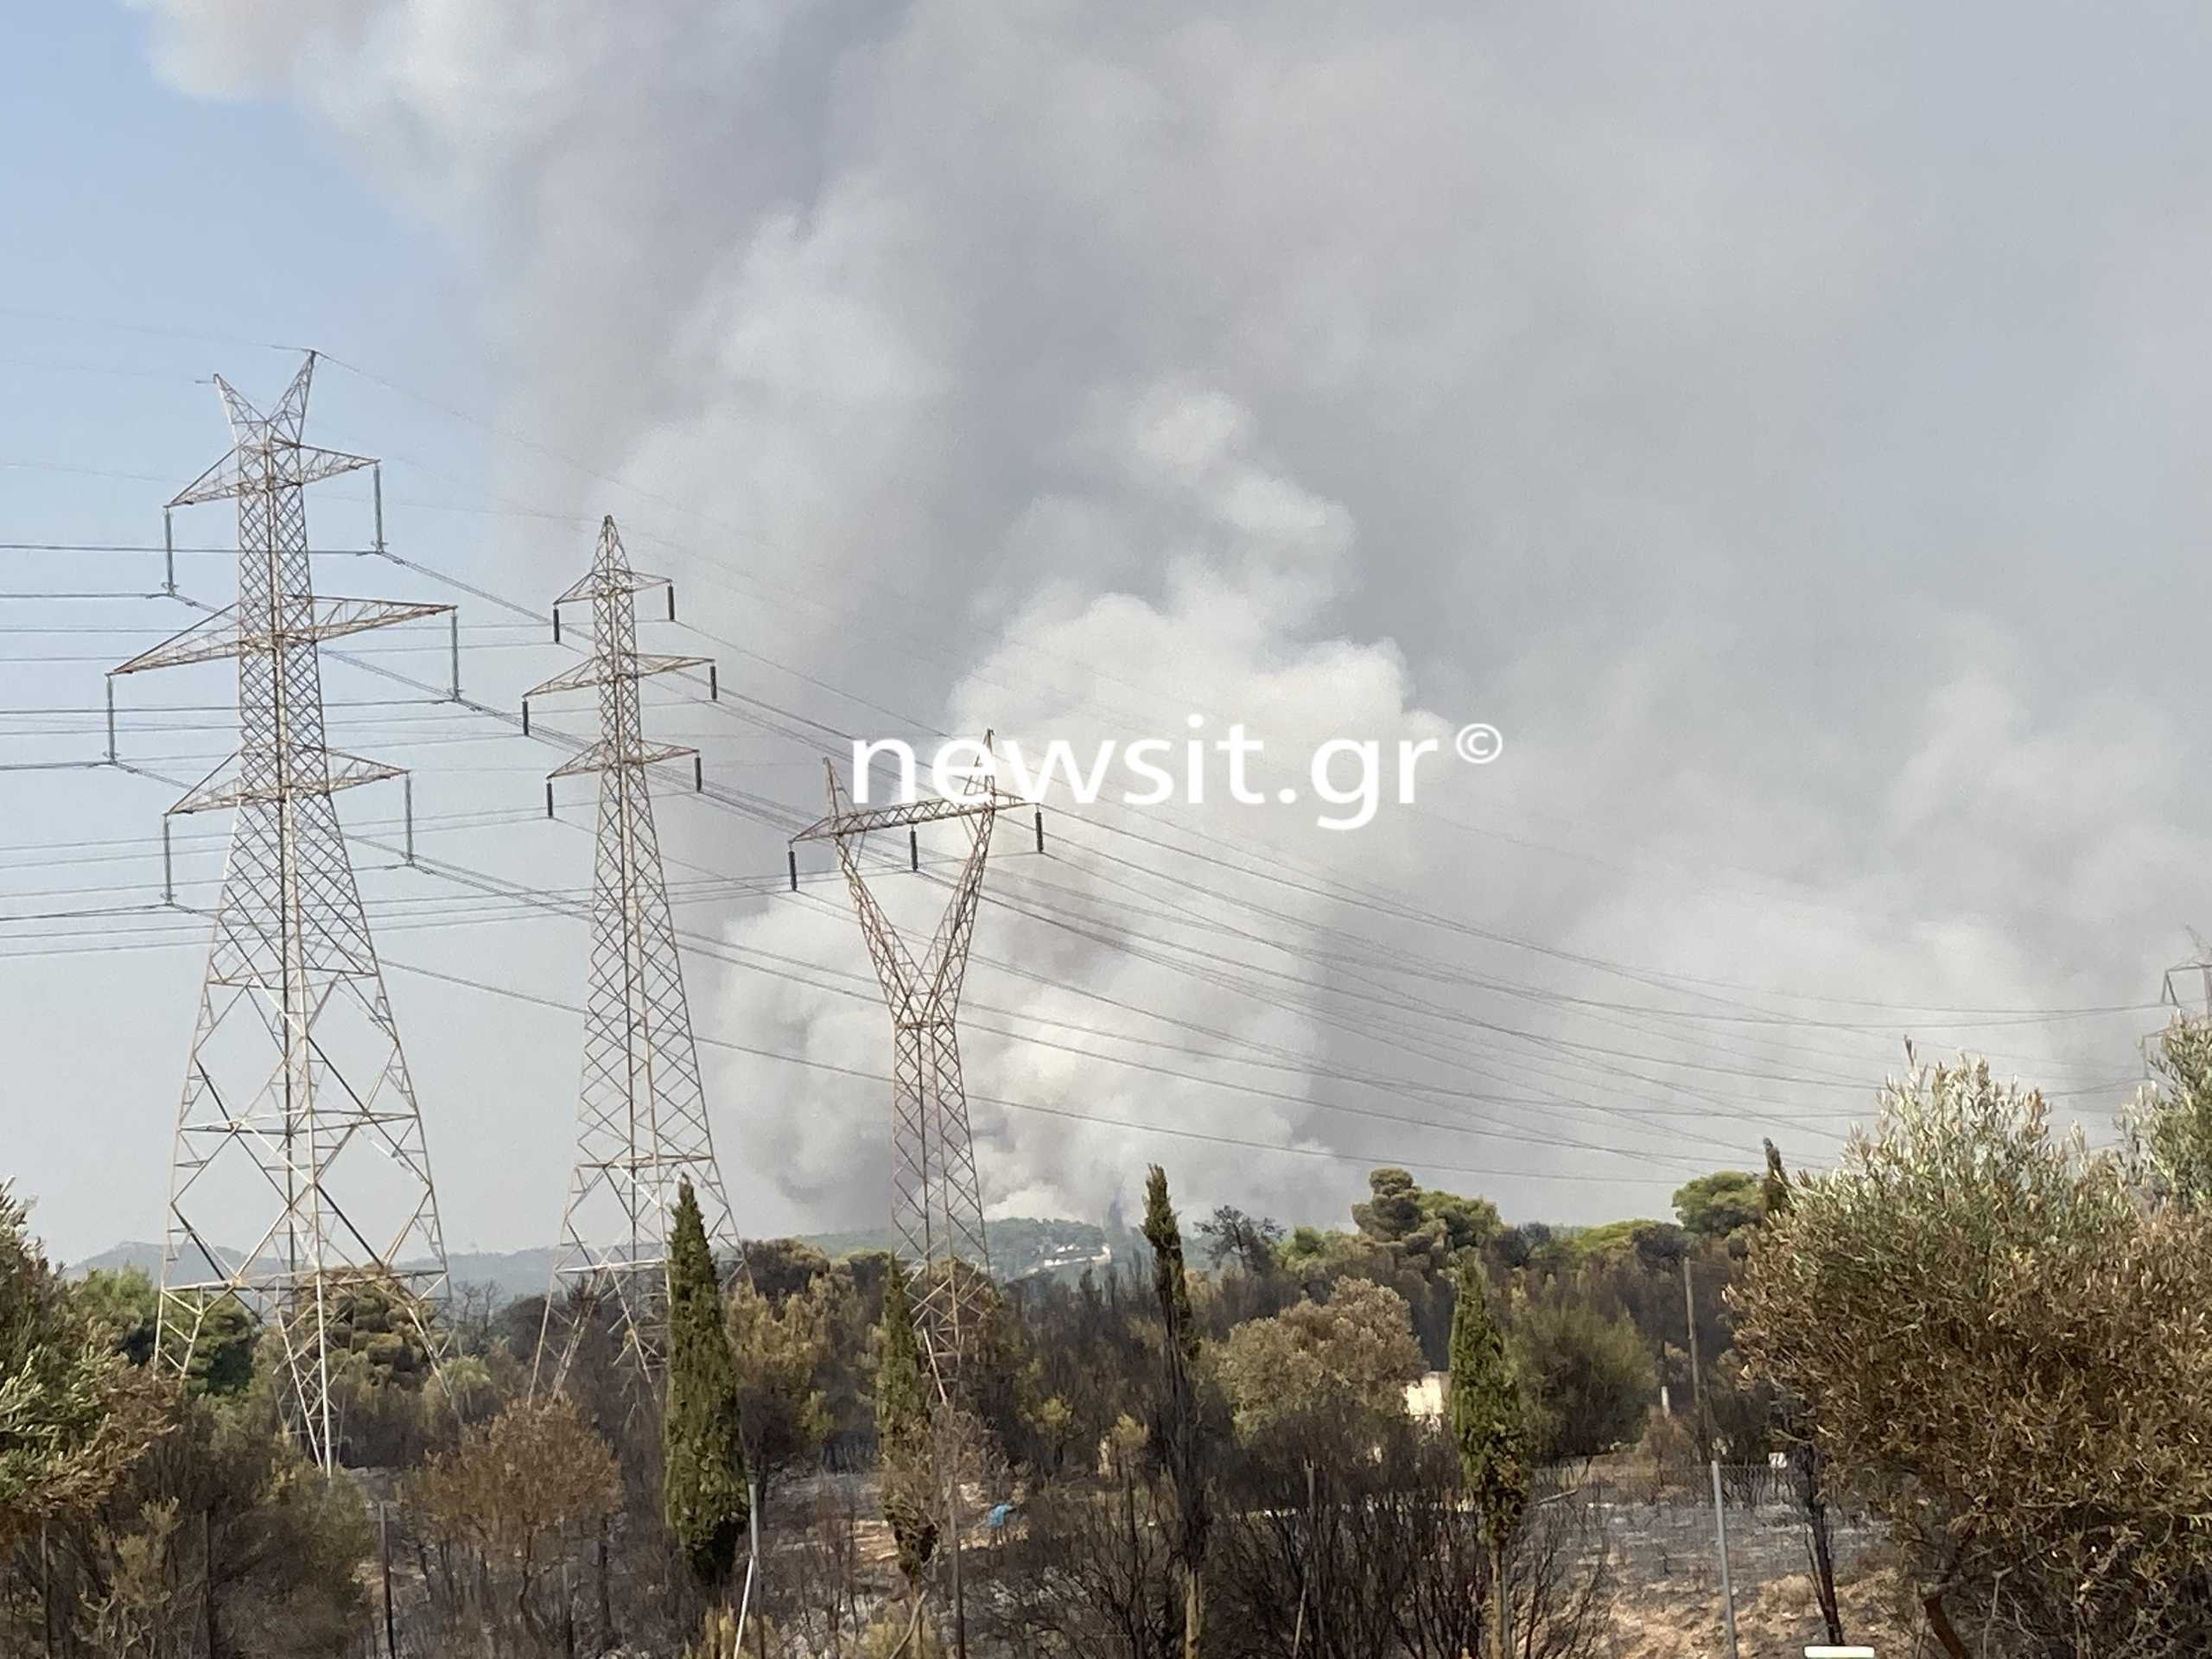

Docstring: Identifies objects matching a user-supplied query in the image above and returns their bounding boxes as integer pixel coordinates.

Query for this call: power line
[0,329,2156,1196]
[380,951,1722,1191]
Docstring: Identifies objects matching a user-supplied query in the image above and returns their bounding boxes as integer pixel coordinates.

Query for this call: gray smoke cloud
[121,0,2212,1241]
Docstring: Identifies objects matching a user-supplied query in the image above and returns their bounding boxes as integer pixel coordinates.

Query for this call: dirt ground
[1605,1563,1923,1658]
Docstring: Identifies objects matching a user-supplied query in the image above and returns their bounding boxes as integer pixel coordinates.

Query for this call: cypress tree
[1450,1258,1529,1659]
[874,1262,939,1586]
[1143,1166,1199,1372]
[663,1178,748,1587]
[1141,1165,1210,1659]
[1758,1141,1844,1643]
[1762,1136,1794,1219]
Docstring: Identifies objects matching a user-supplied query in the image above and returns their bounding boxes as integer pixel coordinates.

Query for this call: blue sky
[0,5,492,524]
[0,9,521,1261]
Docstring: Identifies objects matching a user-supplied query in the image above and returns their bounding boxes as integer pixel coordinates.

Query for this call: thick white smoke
[124,0,2212,1240]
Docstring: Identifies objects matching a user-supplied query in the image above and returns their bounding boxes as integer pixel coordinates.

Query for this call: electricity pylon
[529,516,738,1388]
[791,743,1030,1395]
[2140,950,2212,1079]
[112,353,453,1473]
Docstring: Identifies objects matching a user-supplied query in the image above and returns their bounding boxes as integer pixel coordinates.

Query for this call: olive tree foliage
[72,1399,373,1659]
[1214,1277,1425,1445]
[0,1185,166,1550]
[1736,1057,2212,1658]
[2123,1013,2212,1211]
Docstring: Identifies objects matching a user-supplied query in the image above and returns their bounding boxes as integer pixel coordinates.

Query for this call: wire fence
[1539,1462,1886,1599]
[6,1459,1887,1658]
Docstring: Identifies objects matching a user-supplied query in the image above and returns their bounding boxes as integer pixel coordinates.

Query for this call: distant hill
[70,1216,1126,1306]
[797,1217,1120,1282]
[67,1241,565,1306]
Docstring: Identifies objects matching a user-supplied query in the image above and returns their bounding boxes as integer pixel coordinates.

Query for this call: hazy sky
[5,2,2209,1264]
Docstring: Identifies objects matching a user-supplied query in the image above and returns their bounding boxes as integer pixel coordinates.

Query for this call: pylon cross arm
[292,596,454,645]
[111,597,452,676]
[524,651,708,700]
[550,738,699,780]
[168,440,377,509]
[791,790,1020,843]
[110,605,241,676]
[165,749,405,817]
[553,566,672,606]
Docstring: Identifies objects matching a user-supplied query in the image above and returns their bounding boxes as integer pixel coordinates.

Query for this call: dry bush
[409,1394,620,1649]
[1207,1421,1609,1659]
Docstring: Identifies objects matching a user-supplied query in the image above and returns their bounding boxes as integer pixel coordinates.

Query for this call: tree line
[12,1020,2212,1655]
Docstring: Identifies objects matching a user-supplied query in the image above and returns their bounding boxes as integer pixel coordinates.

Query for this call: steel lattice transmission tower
[530,516,739,1386]
[113,353,454,1473]
[2140,951,2212,1079]
[791,747,1033,1393]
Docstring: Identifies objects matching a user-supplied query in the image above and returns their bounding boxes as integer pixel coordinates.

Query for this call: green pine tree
[1450,1258,1529,1659]
[1141,1166,1210,1659]
[663,1179,748,1587]
[874,1263,938,1586]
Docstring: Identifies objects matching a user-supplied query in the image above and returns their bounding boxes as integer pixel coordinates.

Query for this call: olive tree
[2124,1013,2212,1210]
[1215,1277,1424,1445]
[0,1185,164,1549]
[1736,1058,2212,1657]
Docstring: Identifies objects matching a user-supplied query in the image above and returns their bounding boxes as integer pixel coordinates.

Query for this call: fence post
[734,1481,760,1655]
[596,1517,611,1650]
[1683,1256,1707,1447]
[751,1480,769,1659]
[379,1501,397,1659]
[1709,1459,1740,1659]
